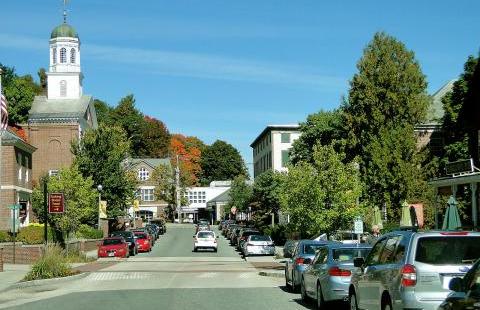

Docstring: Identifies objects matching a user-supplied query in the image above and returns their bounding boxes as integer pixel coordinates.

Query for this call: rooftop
[250,124,300,147]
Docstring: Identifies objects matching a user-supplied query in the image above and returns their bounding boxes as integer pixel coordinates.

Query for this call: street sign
[48,193,65,213]
[133,200,140,211]
[354,217,363,234]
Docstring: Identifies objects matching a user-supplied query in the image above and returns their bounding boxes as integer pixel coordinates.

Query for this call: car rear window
[416,236,480,265]
[332,248,371,262]
[103,239,122,245]
[135,233,148,239]
[250,235,271,242]
[243,231,260,237]
[198,232,214,239]
[303,244,324,255]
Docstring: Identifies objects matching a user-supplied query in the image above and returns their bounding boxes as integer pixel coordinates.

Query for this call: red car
[134,232,152,252]
[98,237,130,258]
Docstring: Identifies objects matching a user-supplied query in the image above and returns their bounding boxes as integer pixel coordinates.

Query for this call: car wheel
[301,278,308,301]
[316,283,324,310]
[213,248,217,253]
[193,247,197,252]
[349,291,358,310]
[285,270,291,289]
[291,271,298,292]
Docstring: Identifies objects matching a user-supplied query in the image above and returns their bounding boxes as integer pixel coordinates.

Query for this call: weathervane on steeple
[63,0,69,23]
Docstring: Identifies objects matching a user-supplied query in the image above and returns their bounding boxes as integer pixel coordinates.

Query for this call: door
[308,248,328,295]
[358,238,387,310]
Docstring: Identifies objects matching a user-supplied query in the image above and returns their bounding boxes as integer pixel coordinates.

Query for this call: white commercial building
[182,181,231,222]
[250,124,301,178]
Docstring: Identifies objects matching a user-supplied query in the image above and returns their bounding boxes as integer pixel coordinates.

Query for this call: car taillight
[401,264,417,287]
[295,257,305,265]
[328,266,351,277]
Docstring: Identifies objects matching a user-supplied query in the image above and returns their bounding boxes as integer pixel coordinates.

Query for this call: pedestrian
[366,225,381,245]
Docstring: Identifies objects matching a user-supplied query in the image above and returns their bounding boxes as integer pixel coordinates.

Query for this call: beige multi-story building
[250,124,301,178]
[0,129,36,231]
[27,19,97,181]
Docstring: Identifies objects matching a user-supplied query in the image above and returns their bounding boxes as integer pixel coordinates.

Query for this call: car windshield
[332,248,371,262]
[103,239,122,245]
[197,232,215,239]
[303,244,324,255]
[415,236,480,265]
[135,233,148,239]
[250,235,271,242]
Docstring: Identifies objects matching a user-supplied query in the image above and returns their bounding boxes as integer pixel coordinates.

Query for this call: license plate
[108,252,115,257]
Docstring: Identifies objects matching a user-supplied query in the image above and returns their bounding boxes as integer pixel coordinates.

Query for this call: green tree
[343,32,430,214]
[151,163,176,206]
[32,166,97,237]
[93,99,114,125]
[0,63,42,125]
[72,124,137,218]
[290,109,345,164]
[140,116,170,158]
[251,170,283,229]
[37,68,47,94]
[200,140,247,185]
[280,145,362,238]
[228,175,253,212]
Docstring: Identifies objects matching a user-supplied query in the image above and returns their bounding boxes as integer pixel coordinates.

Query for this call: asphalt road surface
[0,224,311,310]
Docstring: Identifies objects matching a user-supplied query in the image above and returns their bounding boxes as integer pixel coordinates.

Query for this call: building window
[18,167,22,180]
[25,170,29,182]
[60,47,67,63]
[138,168,149,181]
[60,80,67,97]
[70,48,76,64]
[281,150,290,167]
[49,170,59,177]
[52,48,57,64]
[140,188,154,201]
[281,133,291,143]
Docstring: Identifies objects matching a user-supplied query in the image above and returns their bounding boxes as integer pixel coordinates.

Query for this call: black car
[438,259,480,310]
[110,230,138,256]
[146,223,160,239]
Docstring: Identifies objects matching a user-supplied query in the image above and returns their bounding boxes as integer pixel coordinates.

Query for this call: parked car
[283,240,299,259]
[196,224,210,233]
[110,230,138,256]
[300,243,371,309]
[98,237,130,258]
[438,258,480,310]
[349,230,480,310]
[242,235,275,257]
[133,231,152,252]
[145,223,159,239]
[230,226,245,245]
[132,228,155,246]
[237,229,261,251]
[285,240,336,292]
[193,230,218,252]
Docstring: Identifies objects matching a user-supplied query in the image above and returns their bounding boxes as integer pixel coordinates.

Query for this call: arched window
[60,80,67,97]
[138,168,150,181]
[70,48,76,64]
[52,48,57,64]
[60,48,67,63]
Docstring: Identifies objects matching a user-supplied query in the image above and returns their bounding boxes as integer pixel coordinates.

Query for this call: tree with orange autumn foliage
[169,134,206,186]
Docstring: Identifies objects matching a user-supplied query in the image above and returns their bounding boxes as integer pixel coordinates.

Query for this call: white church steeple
[47,7,83,100]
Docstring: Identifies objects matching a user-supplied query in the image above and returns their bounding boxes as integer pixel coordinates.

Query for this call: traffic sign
[354,217,363,234]
[48,193,65,213]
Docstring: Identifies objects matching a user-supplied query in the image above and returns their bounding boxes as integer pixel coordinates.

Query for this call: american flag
[0,93,7,130]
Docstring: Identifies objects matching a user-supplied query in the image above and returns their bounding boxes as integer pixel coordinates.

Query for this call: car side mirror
[353,257,365,268]
[449,277,464,292]
[303,258,312,265]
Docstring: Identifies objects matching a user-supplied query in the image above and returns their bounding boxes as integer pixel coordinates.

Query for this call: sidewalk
[0,264,31,292]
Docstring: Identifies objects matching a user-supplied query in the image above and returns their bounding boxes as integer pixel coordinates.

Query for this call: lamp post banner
[48,193,65,214]
[99,200,107,218]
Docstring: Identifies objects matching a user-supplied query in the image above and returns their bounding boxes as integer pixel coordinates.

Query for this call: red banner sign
[48,193,65,214]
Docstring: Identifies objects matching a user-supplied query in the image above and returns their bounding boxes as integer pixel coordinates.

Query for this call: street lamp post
[97,184,103,229]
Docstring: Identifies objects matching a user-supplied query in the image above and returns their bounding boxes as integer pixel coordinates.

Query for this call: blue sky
[1,0,479,169]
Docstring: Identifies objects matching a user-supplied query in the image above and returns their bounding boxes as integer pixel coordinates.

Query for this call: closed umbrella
[442,196,462,230]
[400,201,412,227]
[372,206,383,229]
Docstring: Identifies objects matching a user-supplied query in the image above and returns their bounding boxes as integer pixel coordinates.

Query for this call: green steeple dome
[50,23,79,39]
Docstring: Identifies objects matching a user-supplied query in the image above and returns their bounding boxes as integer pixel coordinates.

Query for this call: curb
[258,271,284,278]
[5,272,89,291]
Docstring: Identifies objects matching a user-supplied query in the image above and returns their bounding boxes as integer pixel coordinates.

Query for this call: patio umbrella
[442,196,462,230]
[372,206,383,229]
[400,201,412,227]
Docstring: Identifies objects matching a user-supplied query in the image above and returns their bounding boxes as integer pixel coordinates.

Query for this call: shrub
[0,231,11,242]
[74,224,103,239]
[262,224,287,246]
[24,245,76,281]
[17,225,55,244]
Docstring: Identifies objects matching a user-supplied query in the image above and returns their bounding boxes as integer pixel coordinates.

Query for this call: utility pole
[175,155,181,223]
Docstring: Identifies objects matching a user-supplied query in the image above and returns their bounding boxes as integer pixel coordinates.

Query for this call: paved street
[0,224,310,310]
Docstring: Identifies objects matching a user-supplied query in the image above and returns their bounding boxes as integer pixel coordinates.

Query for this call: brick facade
[27,123,79,181]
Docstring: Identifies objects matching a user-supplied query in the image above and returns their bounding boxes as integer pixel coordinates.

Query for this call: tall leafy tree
[200,140,247,185]
[169,134,203,186]
[343,32,430,214]
[228,175,253,212]
[140,116,170,158]
[251,170,283,229]
[72,124,137,218]
[93,99,114,125]
[280,145,362,238]
[290,109,345,164]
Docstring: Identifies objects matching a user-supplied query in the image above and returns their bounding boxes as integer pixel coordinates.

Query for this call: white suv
[193,230,218,252]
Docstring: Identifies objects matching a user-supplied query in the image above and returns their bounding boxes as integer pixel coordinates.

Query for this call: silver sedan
[242,235,275,257]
